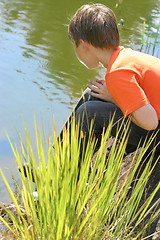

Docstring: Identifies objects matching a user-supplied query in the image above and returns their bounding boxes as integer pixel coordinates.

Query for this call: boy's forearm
[129,104,158,130]
[105,95,117,105]
[87,79,118,104]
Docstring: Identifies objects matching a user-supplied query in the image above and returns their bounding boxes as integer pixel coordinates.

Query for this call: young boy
[64,3,160,157]
[21,3,160,181]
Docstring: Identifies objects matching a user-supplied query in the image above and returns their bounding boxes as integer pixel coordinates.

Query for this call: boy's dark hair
[68,3,119,49]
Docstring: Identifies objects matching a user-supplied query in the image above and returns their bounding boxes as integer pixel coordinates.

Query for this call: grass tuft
[0,117,160,239]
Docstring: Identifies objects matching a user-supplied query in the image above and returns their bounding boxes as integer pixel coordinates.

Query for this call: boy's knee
[75,103,86,124]
[75,102,94,124]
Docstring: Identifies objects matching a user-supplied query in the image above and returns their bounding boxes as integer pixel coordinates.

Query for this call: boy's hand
[87,79,117,104]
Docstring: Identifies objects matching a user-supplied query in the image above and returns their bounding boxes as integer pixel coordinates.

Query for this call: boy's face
[74,40,100,69]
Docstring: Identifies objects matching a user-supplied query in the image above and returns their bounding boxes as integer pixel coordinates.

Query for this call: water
[0,0,160,202]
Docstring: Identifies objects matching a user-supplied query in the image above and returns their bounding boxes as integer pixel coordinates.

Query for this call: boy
[21,3,160,181]
[65,3,160,156]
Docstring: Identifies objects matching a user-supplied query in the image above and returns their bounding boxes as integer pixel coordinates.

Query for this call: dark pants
[58,88,160,157]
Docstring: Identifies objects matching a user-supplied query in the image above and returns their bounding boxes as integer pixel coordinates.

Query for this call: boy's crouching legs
[75,100,124,158]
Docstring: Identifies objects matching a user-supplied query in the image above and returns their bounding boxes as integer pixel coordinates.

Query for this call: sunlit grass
[141,20,160,56]
[0,117,160,239]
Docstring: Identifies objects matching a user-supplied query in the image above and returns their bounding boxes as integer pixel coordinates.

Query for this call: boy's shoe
[18,164,39,200]
[18,163,37,182]
[33,191,38,200]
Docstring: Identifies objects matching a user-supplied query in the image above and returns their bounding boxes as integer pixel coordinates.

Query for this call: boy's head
[68,3,119,49]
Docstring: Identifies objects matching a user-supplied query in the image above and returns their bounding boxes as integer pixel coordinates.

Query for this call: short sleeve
[105,69,150,116]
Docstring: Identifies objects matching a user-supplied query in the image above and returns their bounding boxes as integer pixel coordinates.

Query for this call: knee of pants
[75,102,95,130]
[75,103,87,125]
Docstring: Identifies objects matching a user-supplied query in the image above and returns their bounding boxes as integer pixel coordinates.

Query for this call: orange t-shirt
[105,46,160,119]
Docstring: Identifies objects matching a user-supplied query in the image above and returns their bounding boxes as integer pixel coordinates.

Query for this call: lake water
[0,0,160,202]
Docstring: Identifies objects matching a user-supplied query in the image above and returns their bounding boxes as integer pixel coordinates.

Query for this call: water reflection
[0,0,160,202]
[1,0,160,100]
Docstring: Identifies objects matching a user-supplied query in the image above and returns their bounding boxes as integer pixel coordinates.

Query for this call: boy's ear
[80,39,89,52]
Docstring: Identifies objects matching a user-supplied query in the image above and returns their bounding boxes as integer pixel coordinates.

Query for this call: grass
[0,117,160,239]
[141,20,160,55]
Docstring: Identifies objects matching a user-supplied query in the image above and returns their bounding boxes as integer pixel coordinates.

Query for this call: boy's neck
[96,47,115,68]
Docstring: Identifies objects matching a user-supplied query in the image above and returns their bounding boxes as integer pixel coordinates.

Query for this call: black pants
[58,88,160,157]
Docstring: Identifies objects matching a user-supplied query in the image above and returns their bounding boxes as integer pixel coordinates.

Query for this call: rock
[117,150,160,239]
[91,141,160,239]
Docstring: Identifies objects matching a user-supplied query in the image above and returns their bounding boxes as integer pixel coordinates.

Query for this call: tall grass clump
[0,117,160,239]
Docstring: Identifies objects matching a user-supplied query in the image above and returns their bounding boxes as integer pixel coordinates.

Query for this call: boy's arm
[129,104,158,130]
[87,79,159,131]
